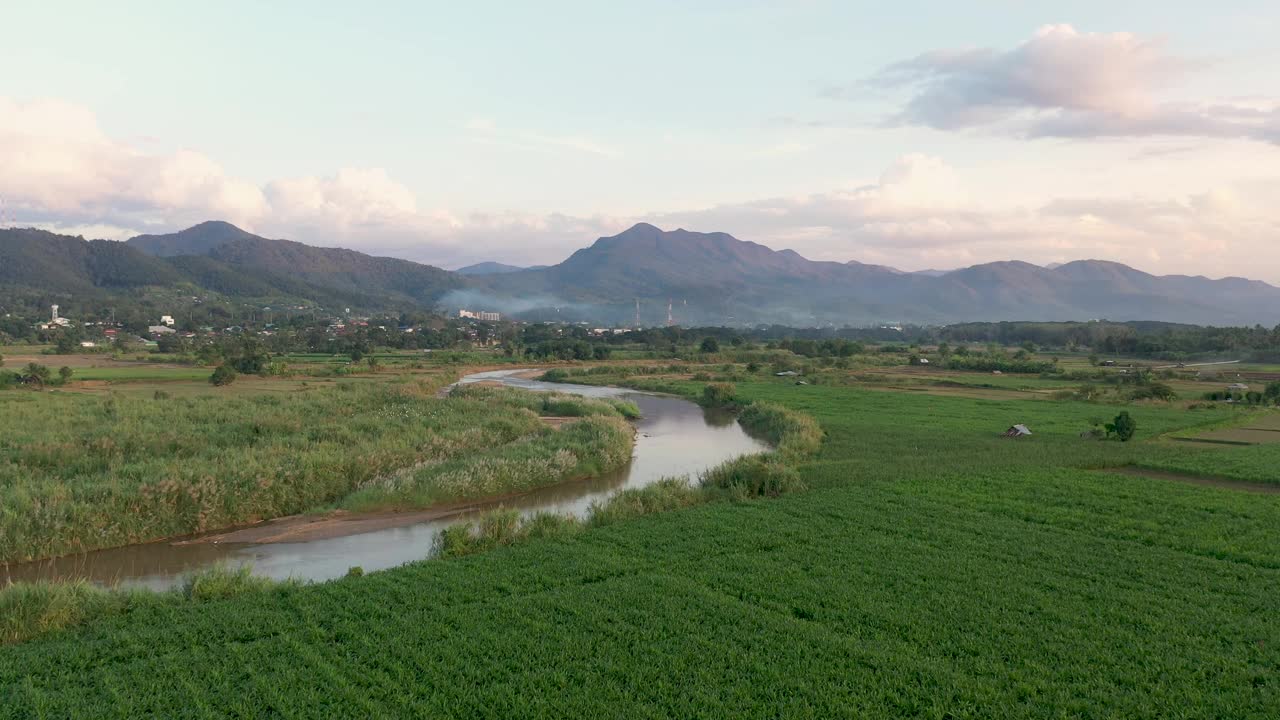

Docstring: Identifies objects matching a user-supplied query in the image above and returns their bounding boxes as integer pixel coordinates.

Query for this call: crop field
[2,369,1277,717]
[0,376,635,563]
[64,366,214,382]
[2,376,1280,712]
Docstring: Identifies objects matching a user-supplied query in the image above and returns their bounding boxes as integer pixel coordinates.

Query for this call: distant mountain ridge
[471,223,1280,326]
[455,261,546,275]
[2,220,1278,326]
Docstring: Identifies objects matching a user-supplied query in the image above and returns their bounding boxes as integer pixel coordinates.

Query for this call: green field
[2,375,1277,717]
[66,366,215,382]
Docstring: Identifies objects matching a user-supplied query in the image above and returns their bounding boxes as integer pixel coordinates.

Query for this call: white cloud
[857,25,1280,144]
[0,97,267,225]
[4,96,1280,280]
[653,156,1280,280]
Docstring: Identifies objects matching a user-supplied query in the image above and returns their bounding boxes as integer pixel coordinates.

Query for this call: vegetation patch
[0,564,293,645]
[0,377,636,563]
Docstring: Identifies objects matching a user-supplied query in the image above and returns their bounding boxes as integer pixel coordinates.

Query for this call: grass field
[2,369,1278,716]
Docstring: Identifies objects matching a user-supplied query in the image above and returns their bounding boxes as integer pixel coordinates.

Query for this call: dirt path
[1108,466,1280,495]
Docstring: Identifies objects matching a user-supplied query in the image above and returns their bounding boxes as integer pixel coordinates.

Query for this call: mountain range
[2,220,1277,326]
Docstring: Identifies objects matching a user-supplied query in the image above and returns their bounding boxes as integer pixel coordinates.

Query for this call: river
[2,370,769,589]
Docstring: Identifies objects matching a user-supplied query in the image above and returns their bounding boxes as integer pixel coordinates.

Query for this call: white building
[160,315,175,327]
[39,304,71,330]
[459,309,500,321]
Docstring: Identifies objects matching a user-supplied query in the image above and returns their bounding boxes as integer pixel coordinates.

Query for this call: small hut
[1003,424,1032,438]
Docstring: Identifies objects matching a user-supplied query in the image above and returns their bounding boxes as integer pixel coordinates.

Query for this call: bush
[181,564,280,601]
[1129,382,1177,401]
[1106,411,1137,442]
[209,365,237,386]
[588,478,705,527]
[539,369,569,383]
[701,382,737,407]
[701,455,805,498]
[737,401,823,459]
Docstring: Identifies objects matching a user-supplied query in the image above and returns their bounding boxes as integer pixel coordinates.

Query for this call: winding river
[3,370,769,590]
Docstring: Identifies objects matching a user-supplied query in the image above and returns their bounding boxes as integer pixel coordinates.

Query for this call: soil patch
[175,507,477,545]
[1108,466,1280,495]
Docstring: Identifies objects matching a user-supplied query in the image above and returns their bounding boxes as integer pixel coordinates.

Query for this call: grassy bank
[434,397,822,556]
[0,565,293,645]
[0,378,637,563]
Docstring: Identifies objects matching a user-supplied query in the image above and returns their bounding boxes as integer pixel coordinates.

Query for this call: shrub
[701,455,805,498]
[181,564,280,601]
[737,401,823,459]
[1130,382,1177,401]
[588,478,705,527]
[701,382,737,407]
[1106,411,1137,442]
[209,365,237,386]
[539,369,570,383]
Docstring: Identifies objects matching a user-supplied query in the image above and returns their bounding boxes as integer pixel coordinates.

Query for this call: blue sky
[2,1,1278,277]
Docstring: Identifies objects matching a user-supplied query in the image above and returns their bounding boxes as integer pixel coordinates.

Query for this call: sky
[2,1,1278,278]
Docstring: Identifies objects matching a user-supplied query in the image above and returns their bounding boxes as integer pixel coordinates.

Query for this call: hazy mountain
[6,220,1280,326]
[128,220,259,257]
[455,261,545,275]
[468,223,1280,326]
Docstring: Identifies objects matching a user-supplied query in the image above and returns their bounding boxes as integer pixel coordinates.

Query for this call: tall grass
[0,564,291,645]
[450,384,641,419]
[737,401,824,460]
[0,376,637,563]
[435,509,584,557]
[341,414,636,511]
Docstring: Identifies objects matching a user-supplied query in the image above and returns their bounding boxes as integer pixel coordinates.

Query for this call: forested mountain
[128,221,463,306]
[0,224,459,316]
[4,221,1279,326]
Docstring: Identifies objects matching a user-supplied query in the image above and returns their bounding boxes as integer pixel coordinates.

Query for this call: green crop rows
[1,381,1277,717]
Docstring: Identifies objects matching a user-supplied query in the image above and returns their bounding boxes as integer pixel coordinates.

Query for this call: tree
[209,364,237,386]
[1088,353,1100,366]
[700,337,720,354]
[1265,381,1280,406]
[57,366,74,385]
[1106,411,1137,442]
[19,363,52,387]
[54,333,78,354]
